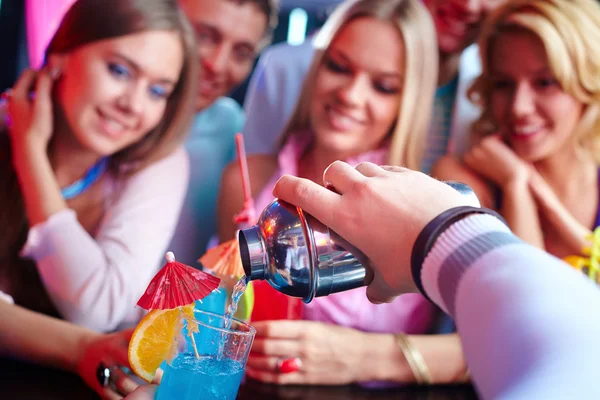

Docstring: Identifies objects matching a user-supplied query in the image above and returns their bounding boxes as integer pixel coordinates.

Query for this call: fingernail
[49,66,61,80]
[1,89,13,101]
[277,357,302,374]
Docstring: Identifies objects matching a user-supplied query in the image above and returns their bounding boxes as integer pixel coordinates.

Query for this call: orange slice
[128,306,194,382]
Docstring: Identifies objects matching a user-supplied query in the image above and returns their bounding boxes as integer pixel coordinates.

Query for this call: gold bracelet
[396,333,432,385]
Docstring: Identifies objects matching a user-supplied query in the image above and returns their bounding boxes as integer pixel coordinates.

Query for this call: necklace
[61,158,109,200]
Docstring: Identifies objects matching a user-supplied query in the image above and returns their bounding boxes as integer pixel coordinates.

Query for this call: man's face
[179,0,268,111]
[424,0,506,56]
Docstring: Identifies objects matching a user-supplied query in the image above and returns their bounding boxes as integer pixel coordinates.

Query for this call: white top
[20,147,189,332]
[423,214,600,399]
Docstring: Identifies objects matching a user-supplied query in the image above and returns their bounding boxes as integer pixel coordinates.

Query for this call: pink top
[254,133,435,334]
[17,147,189,332]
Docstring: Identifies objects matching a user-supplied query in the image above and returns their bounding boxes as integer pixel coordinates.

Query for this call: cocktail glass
[156,309,255,400]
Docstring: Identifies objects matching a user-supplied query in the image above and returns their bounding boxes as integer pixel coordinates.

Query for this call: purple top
[253,132,436,334]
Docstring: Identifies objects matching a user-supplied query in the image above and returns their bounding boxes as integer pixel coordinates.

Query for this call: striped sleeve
[420,214,600,399]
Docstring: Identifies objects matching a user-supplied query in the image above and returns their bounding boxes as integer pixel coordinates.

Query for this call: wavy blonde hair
[469,0,600,159]
[279,0,438,169]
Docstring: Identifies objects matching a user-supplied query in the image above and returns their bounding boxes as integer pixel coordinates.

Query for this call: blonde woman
[434,0,600,260]
[218,0,469,386]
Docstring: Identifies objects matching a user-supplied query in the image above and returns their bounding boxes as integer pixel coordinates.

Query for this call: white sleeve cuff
[421,214,512,314]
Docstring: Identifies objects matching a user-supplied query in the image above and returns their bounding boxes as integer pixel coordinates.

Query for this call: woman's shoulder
[127,146,189,179]
[115,146,190,200]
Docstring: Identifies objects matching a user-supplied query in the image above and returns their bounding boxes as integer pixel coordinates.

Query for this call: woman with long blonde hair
[219,0,470,386]
[434,0,600,260]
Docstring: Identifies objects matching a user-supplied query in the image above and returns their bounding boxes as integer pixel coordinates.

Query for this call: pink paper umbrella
[137,252,221,310]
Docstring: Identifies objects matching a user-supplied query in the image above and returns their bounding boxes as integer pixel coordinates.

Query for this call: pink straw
[233,133,256,225]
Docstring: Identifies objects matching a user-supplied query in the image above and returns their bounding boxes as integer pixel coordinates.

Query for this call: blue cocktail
[156,309,255,400]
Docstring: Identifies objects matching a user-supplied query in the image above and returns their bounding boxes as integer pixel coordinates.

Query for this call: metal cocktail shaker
[238,182,479,303]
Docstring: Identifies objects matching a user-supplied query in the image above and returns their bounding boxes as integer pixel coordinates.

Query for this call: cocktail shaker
[238,182,480,303]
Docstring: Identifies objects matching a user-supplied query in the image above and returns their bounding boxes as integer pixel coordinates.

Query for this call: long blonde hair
[469,0,600,159]
[279,0,438,169]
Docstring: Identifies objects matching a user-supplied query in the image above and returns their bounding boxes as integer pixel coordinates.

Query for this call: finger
[114,372,139,396]
[32,68,54,118]
[151,368,163,385]
[101,388,122,400]
[120,328,134,342]
[379,165,409,174]
[111,350,132,369]
[252,320,307,339]
[463,151,480,169]
[354,162,387,178]
[122,385,158,400]
[246,355,278,371]
[245,366,303,385]
[366,274,400,305]
[322,160,366,193]
[251,337,301,357]
[272,175,341,222]
[11,69,37,102]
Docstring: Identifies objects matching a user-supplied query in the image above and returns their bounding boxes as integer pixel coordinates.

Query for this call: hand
[272,161,468,303]
[76,329,139,400]
[6,66,58,156]
[245,320,372,385]
[123,384,158,400]
[464,135,530,188]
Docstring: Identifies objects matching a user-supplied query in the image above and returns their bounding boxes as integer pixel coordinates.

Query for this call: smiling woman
[433,0,600,259]
[215,0,472,389]
[0,0,198,332]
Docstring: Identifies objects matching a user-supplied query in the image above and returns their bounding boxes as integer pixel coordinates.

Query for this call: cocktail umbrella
[199,239,244,280]
[199,133,256,320]
[137,252,221,310]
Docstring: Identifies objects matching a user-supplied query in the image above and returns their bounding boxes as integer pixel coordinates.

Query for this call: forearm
[420,214,600,399]
[501,180,544,249]
[0,301,96,372]
[409,334,467,384]
[539,202,590,254]
[12,144,66,226]
[22,147,189,330]
[361,333,466,384]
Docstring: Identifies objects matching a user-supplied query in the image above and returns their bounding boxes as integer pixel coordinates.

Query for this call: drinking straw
[233,133,256,225]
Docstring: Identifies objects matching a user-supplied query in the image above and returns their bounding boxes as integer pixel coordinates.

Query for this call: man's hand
[273,161,470,303]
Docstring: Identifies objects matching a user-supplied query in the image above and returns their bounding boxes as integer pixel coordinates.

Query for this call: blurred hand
[76,328,139,400]
[246,320,370,385]
[464,135,530,188]
[6,66,58,156]
[272,161,468,303]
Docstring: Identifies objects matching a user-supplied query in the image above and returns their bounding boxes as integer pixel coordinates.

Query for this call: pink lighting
[26,0,77,68]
